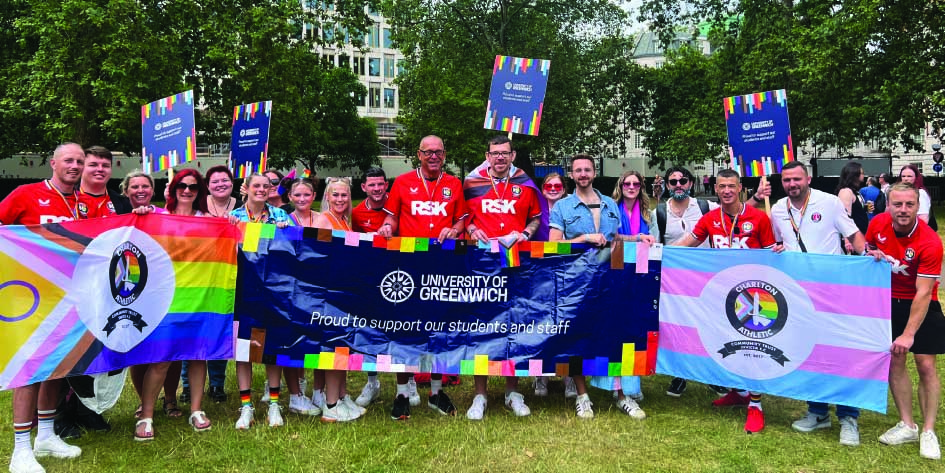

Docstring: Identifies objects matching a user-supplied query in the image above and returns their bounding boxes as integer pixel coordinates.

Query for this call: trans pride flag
[657,247,891,413]
[0,214,239,390]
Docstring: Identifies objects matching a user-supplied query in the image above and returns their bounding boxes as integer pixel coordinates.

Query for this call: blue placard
[483,56,551,136]
[141,91,196,174]
[229,101,273,178]
[723,89,795,177]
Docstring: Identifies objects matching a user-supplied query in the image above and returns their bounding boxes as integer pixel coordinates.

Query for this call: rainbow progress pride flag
[0,214,239,390]
[657,247,891,413]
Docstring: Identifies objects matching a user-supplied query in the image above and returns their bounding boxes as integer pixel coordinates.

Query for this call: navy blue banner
[235,228,660,377]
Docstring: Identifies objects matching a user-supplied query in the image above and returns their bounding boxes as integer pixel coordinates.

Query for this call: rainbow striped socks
[13,422,31,453]
[240,389,252,408]
[268,385,280,404]
[35,410,56,441]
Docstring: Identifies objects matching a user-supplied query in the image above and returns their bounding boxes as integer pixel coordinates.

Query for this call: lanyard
[786,190,812,252]
[47,180,79,220]
[326,211,350,231]
[246,205,268,223]
[417,168,444,230]
[719,204,742,248]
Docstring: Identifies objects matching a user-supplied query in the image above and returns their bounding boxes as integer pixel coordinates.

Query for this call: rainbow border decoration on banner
[236,227,660,377]
[483,55,551,136]
[230,101,273,178]
[723,89,795,177]
[141,91,197,174]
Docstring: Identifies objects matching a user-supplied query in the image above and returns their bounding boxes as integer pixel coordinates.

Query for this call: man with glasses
[462,136,542,420]
[379,135,468,420]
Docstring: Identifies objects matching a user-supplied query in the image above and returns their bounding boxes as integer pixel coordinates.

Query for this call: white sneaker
[617,397,646,420]
[792,412,832,432]
[533,377,548,397]
[466,394,487,420]
[288,393,321,416]
[235,405,254,430]
[575,393,594,419]
[33,436,80,459]
[879,421,919,445]
[356,381,380,407]
[505,392,531,417]
[921,430,941,460]
[342,394,366,416]
[564,377,577,399]
[267,403,284,427]
[406,378,421,406]
[311,390,326,411]
[9,450,44,473]
[322,402,359,423]
[839,417,860,447]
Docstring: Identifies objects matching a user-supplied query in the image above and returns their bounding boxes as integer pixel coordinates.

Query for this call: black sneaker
[391,395,410,421]
[54,419,82,440]
[666,378,687,397]
[428,390,457,416]
[709,385,730,397]
[208,386,228,403]
[179,386,191,404]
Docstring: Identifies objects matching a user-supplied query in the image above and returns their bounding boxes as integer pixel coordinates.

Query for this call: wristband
[752,194,762,203]
[522,230,531,239]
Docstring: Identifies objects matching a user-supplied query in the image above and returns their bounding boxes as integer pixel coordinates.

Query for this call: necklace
[326,211,350,231]
[209,196,233,217]
[292,209,314,227]
[46,179,79,220]
[417,168,443,230]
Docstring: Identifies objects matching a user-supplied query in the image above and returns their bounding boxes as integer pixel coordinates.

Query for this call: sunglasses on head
[622,181,641,189]
[174,183,200,192]
[668,178,689,186]
[543,183,563,191]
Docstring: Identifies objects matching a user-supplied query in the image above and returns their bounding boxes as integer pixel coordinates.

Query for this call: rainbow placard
[723,89,795,177]
[483,56,551,136]
[141,91,197,174]
[229,100,273,178]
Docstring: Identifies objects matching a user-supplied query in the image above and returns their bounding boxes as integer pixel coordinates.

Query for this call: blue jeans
[807,401,859,419]
[181,360,227,389]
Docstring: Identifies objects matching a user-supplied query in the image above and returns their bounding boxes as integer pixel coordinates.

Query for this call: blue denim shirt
[548,190,620,241]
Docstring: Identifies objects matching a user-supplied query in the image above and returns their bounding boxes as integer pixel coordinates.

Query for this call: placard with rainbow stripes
[723,89,795,177]
[141,90,197,174]
[230,100,273,178]
[235,228,660,377]
[484,55,551,136]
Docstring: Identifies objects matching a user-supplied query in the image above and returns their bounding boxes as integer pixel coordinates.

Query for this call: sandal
[134,404,143,419]
[189,411,212,432]
[162,398,182,418]
[134,418,154,442]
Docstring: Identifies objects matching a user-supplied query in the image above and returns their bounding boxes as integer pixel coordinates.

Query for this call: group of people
[1,139,943,473]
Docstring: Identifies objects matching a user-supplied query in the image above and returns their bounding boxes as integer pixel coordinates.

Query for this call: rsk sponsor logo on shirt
[481,199,516,214]
[40,215,73,224]
[885,255,909,276]
[411,201,447,216]
[712,235,750,249]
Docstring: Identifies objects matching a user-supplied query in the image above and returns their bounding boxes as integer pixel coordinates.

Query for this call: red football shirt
[466,180,541,237]
[866,212,942,300]
[352,199,388,233]
[691,203,775,249]
[384,170,468,238]
[79,191,116,219]
[0,180,81,225]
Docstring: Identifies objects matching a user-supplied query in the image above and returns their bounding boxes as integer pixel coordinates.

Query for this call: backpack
[656,199,710,244]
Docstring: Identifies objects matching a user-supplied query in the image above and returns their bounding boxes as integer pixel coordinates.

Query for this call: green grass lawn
[0,207,943,472]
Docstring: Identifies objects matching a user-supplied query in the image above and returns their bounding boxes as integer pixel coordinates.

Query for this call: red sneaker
[712,391,750,407]
[745,406,765,433]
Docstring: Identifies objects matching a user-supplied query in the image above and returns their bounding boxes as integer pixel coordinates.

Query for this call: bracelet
[522,230,531,239]
[752,194,762,203]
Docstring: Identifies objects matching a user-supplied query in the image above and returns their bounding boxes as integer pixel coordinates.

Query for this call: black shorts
[892,299,945,354]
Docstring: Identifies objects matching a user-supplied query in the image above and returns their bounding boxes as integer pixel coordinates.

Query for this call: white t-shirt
[919,188,931,217]
[771,189,859,255]
[650,197,719,248]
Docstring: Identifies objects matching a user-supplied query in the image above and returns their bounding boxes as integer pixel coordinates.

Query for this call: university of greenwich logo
[379,270,415,304]
[73,227,174,353]
[719,279,790,365]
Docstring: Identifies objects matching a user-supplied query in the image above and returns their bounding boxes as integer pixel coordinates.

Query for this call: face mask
[670,187,691,201]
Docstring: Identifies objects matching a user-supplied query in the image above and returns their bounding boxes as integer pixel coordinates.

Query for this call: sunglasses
[622,182,641,189]
[174,183,201,192]
[269,178,281,186]
[543,183,563,191]
[668,178,689,186]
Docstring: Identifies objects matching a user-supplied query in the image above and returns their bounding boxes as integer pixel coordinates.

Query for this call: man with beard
[770,161,866,446]
[0,143,86,473]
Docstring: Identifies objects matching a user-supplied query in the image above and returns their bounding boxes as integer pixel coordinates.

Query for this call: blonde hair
[120,170,154,196]
[321,177,352,226]
[612,170,651,224]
